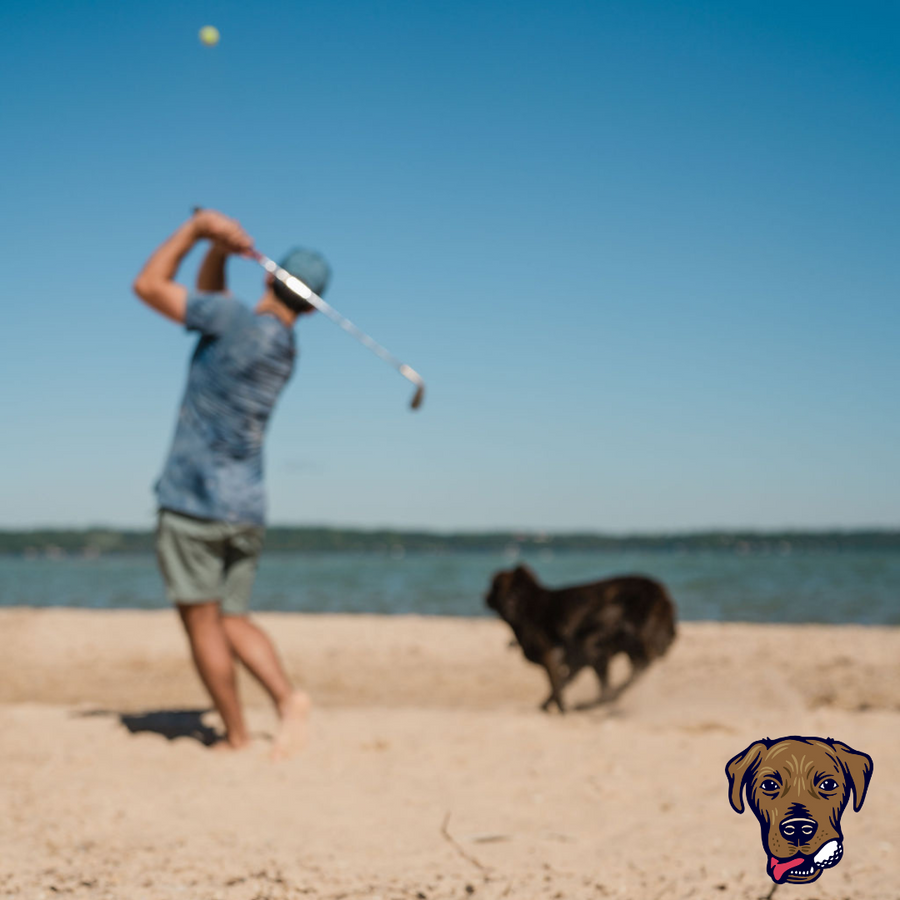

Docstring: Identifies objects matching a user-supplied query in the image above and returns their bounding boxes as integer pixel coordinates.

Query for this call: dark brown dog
[485,565,676,711]
[726,736,874,885]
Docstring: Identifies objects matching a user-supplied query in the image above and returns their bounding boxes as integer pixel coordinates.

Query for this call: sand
[1,609,898,899]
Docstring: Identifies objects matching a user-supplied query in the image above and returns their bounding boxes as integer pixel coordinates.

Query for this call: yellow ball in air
[199,25,220,46]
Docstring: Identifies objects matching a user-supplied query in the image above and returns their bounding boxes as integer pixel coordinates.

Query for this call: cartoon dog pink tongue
[770,857,804,883]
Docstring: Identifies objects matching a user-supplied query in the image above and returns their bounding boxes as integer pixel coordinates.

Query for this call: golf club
[252,251,425,410]
[193,207,425,410]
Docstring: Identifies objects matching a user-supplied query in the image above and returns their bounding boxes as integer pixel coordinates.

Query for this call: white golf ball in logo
[813,840,842,868]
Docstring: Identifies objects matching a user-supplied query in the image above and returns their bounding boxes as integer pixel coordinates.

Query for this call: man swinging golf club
[133,208,327,757]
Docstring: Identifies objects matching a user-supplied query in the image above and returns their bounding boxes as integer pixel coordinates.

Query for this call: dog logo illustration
[726,736,873,885]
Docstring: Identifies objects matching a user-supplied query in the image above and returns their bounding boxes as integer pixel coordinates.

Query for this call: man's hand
[134,210,255,324]
[192,210,254,256]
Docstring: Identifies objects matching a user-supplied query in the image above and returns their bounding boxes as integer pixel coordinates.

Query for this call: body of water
[1,550,898,624]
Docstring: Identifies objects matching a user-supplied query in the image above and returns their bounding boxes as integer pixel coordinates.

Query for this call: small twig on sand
[762,884,779,900]
[440,813,490,873]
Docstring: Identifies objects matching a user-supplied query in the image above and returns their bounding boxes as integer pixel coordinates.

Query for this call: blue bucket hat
[279,247,331,297]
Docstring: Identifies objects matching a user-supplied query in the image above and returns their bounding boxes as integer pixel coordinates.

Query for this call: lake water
[1,550,898,624]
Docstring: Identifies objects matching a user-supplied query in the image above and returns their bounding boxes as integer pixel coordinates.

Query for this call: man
[133,208,328,757]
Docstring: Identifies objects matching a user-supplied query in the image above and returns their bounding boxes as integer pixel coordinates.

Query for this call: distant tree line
[1,527,898,557]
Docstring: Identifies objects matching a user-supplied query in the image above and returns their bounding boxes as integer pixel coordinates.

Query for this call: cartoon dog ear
[831,741,874,812]
[726,742,767,814]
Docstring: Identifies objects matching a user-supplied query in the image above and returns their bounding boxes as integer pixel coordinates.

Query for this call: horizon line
[2,523,899,537]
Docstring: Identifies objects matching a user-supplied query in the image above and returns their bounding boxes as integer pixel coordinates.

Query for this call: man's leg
[221,615,292,704]
[222,525,310,760]
[221,615,310,759]
[178,602,250,749]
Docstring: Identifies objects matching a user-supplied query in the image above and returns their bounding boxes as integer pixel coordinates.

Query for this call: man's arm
[132,211,253,324]
[197,244,228,293]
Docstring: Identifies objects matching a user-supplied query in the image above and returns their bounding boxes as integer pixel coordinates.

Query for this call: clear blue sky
[1,0,897,531]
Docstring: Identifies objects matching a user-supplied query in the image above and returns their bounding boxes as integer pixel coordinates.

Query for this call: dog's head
[726,736,873,885]
[485,565,538,624]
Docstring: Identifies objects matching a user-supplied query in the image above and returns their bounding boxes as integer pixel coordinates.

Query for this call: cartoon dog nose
[780,818,818,843]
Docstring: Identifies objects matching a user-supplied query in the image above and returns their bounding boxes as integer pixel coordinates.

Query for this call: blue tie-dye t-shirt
[155,293,296,525]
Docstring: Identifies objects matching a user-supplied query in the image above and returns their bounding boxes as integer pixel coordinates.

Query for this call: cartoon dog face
[726,736,873,885]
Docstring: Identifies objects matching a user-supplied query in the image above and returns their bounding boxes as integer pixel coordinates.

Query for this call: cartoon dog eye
[760,778,780,792]
[819,778,839,793]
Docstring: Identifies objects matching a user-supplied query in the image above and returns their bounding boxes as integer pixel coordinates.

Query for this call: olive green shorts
[156,509,265,616]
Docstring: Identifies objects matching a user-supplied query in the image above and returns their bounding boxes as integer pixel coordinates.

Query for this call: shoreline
[4,602,900,623]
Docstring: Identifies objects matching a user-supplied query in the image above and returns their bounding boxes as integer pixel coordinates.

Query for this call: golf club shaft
[252,252,425,409]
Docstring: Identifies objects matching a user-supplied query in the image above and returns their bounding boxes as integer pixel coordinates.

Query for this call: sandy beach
[2,610,898,899]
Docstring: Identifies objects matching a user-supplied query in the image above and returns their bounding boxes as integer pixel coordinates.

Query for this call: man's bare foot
[271,690,311,761]
[211,733,251,752]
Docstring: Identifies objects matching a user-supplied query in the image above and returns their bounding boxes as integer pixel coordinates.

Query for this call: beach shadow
[571,696,618,713]
[75,708,220,746]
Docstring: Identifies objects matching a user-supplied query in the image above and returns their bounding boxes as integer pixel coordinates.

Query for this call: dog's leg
[540,649,567,713]
[607,655,649,701]
[593,656,611,703]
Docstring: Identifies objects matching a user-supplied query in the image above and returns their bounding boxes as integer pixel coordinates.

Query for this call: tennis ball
[199,25,220,46]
